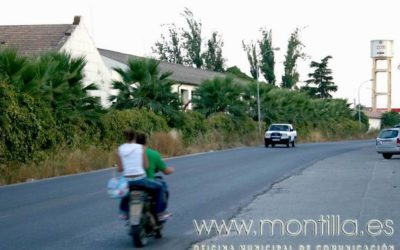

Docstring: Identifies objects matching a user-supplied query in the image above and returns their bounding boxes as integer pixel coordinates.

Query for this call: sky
[2,0,400,108]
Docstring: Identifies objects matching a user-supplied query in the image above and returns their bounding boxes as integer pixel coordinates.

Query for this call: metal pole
[372,59,377,112]
[358,79,372,128]
[256,47,279,135]
[358,87,361,128]
[256,69,261,135]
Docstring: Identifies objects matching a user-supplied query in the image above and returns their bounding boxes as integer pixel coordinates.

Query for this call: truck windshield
[269,125,290,131]
[379,130,399,139]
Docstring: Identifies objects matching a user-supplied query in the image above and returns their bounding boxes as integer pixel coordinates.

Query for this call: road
[197,143,399,248]
[0,140,376,249]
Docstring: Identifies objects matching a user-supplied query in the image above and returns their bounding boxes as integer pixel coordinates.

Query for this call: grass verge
[0,130,378,186]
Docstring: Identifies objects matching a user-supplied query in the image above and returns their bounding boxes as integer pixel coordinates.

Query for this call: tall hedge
[0,82,60,163]
[100,109,169,145]
[178,111,208,143]
[381,111,400,128]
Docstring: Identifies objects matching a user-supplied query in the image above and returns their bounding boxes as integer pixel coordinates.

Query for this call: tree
[181,7,203,68]
[153,8,226,72]
[259,29,276,85]
[381,111,400,128]
[282,28,305,89]
[202,31,225,72]
[225,66,254,82]
[353,105,369,130]
[242,81,275,120]
[242,41,259,80]
[192,76,246,117]
[0,49,105,163]
[0,48,103,124]
[38,52,104,124]
[152,24,184,64]
[302,56,337,99]
[109,57,181,122]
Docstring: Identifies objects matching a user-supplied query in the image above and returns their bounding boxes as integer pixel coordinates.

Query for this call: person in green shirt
[145,147,174,179]
[135,133,174,179]
[136,133,174,214]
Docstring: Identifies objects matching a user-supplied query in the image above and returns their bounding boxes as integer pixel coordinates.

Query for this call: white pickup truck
[264,124,297,148]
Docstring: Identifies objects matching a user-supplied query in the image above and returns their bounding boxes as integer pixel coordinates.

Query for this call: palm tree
[37,52,103,124]
[0,49,103,124]
[242,81,275,120]
[192,76,246,118]
[109,57,181,121]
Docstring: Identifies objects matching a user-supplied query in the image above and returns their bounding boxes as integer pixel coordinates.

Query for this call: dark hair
[123,128,136,142]
[136,132,147,145]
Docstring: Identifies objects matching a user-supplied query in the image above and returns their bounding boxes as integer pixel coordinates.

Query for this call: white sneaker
[158,212,172,221]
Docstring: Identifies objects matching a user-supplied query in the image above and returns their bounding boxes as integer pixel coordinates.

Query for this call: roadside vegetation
[381,111,400,128]
[0,47,374,185]
[0,10,378,185]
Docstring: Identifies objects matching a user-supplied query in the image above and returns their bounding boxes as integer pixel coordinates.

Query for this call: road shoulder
[192,147,399,249]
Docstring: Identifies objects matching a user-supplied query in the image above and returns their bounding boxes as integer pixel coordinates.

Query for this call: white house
[0,16,241,109]
[98,48,228,110]
[0,16,113,106]
[363,110,382,130]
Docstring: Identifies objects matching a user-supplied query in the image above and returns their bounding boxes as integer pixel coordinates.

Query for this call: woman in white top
[116,128,148,176]
[117,128,165,221]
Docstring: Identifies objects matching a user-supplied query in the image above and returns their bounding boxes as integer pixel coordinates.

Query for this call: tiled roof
[0,24,76,56]
[363,108,400,119]
[363,110,383,119]
[98,48,227,86]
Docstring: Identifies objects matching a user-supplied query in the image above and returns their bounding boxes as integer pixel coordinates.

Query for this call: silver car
[376,128,400,159]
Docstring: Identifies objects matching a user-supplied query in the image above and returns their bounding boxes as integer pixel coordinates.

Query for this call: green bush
[0,83,61,163]
[381,111,400,128]
[207,113,236,134]
[100,109,169,145]
[57,121,102,149]
[234,116,258,135]
[178,111,208,143]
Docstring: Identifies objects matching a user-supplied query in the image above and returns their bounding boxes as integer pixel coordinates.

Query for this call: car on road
[376,128,400,159]
[264,124,297,148]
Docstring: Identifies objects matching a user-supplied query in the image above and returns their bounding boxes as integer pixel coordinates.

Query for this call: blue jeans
[154,177,169,212]
[120,178,163,215]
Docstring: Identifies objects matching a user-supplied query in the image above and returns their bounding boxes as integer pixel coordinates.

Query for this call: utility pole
[358,79,372,128]
[256,47,280,135]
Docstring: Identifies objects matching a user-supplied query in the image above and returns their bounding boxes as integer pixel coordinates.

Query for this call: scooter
[128,176,168,247]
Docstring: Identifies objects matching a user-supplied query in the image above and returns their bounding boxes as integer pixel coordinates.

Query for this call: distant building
[98,48,227,110]
[0,16,241,109]
[363,108,400,130]
[0,16,113,106]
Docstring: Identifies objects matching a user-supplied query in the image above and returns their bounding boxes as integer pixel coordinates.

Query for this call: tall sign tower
[371,40,393,112]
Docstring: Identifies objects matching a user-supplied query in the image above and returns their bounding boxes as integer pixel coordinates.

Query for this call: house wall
[102,55,198,110]
[368,118,381,130]
[172,84,197,110]
[61,21,113,107]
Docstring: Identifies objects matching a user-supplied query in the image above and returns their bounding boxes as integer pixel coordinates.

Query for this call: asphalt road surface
[0,140,375,249]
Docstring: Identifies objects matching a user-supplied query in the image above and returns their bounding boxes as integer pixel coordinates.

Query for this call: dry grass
[298,130,379,143]
[184,130,263,154]
[0,129,379,186]
[148,131,184,157]
[0,146,115,185]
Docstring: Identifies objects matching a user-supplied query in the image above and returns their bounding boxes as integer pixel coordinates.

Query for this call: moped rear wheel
[154,228,162,239]
[131,224,148,247]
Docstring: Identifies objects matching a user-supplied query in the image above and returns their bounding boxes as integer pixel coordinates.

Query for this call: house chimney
[73,16,81,25]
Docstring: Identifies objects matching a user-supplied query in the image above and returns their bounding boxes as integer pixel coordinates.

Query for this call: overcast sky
[2,0,400,107]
